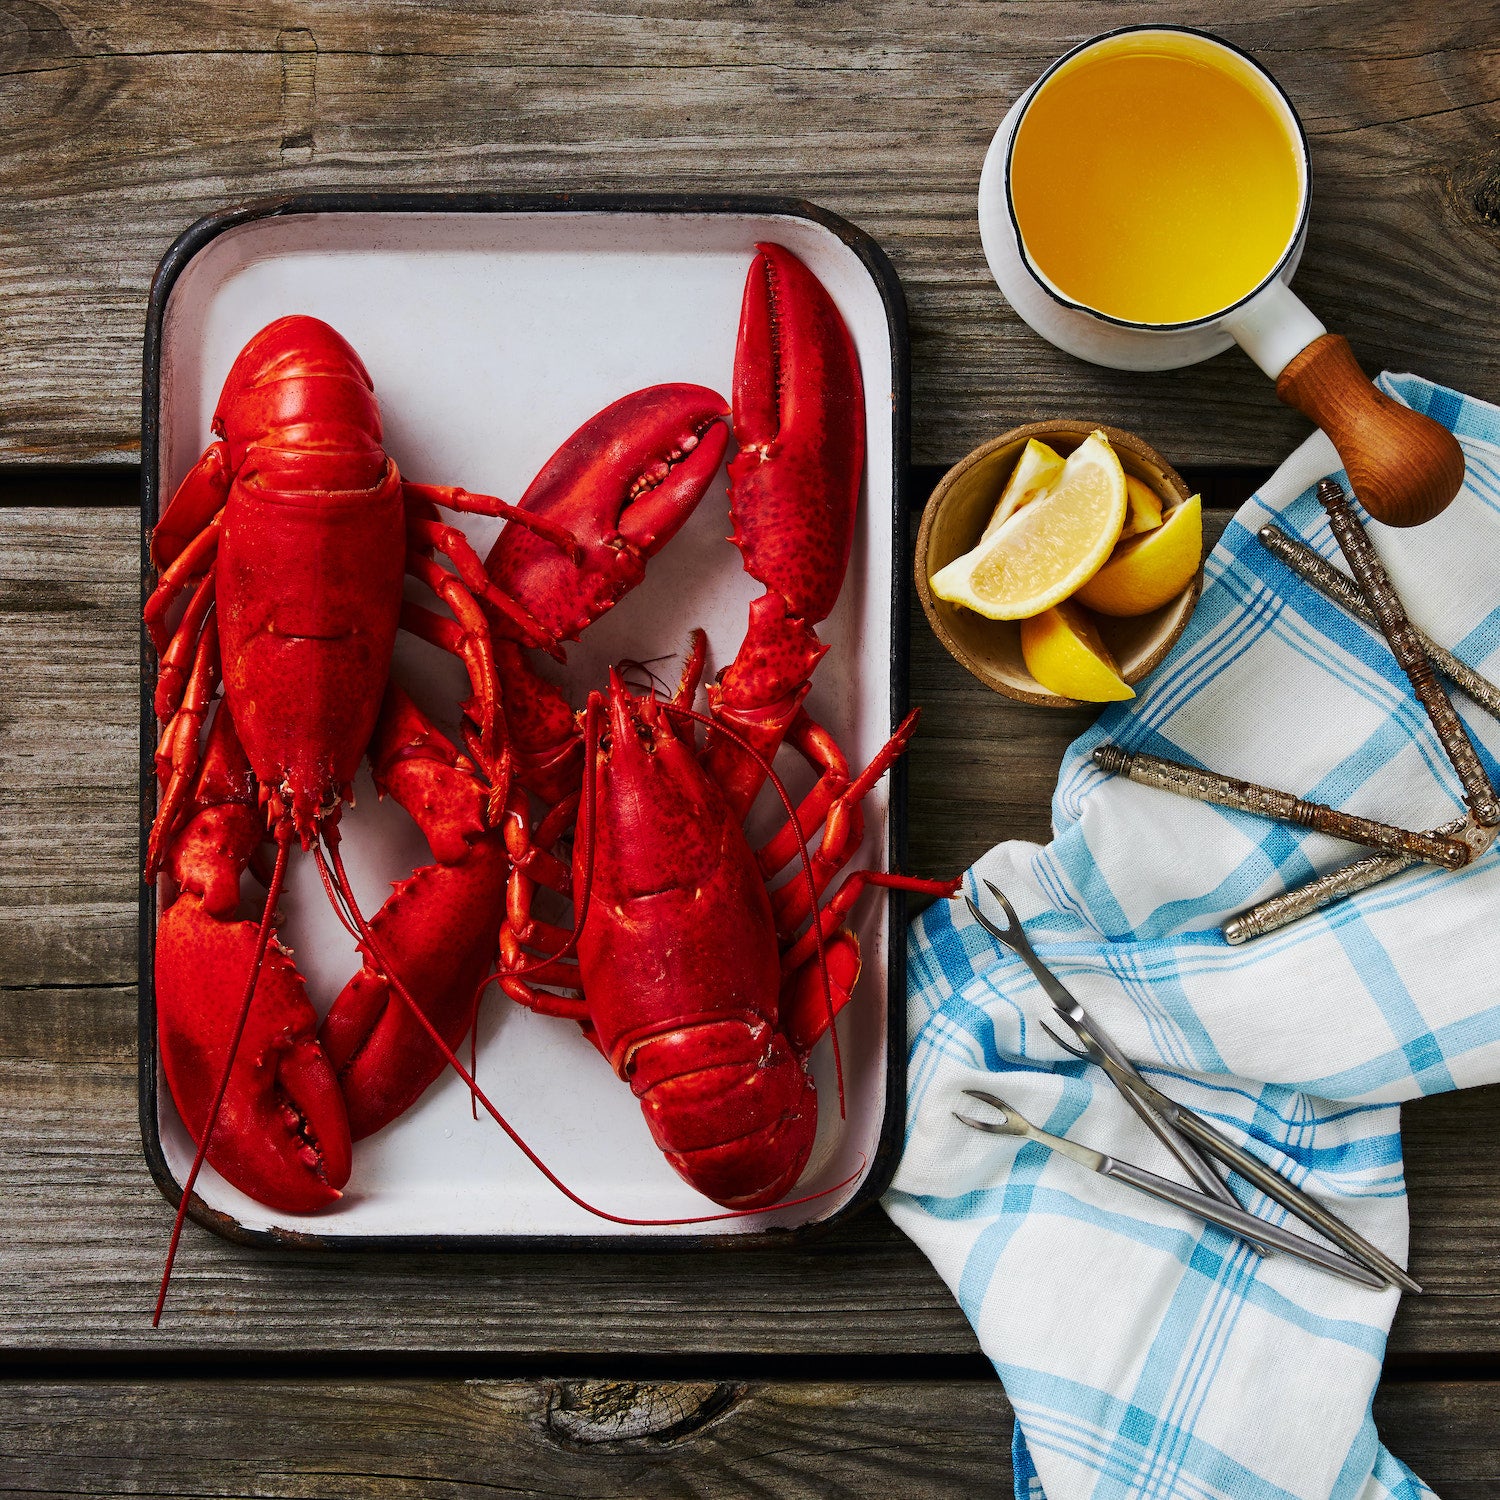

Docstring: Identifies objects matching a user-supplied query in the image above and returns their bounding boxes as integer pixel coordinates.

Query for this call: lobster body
[577,685,810,1209]
[217,467,406,841]
[148,317,571,1216]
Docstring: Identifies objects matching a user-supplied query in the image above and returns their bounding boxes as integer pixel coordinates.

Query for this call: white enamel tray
[140,195,914,1248]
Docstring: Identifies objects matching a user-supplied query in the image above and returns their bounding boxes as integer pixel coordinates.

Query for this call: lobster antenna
[659,702,844,1118]
[153,825,294,1327]
[317,835,862,1227]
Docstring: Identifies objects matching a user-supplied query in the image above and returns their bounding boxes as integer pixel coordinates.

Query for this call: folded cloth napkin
[885,376,1500,1500]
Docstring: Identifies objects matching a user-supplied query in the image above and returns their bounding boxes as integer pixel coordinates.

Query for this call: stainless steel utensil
[965,881,1265,1247]
[1038,1021,1421,1293]
[954,1089,1388,1290]
[966,880,1419,1290]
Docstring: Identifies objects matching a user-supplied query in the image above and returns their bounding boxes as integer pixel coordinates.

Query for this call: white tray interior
[153,208,898,1239]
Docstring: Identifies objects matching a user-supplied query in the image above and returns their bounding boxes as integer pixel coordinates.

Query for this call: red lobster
[145,315,729,1311]
[494,245,960,1208]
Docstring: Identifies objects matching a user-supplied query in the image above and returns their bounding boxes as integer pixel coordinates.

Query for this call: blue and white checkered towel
[885,377,1500,1500]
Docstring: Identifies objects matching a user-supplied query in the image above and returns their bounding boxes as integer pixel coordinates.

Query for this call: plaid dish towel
[885,376,1500,1500]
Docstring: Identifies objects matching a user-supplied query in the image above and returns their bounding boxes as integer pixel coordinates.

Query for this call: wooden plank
[0,1377,1496,1497]
[2,501,1499,1356]
[1,0,1497,467]
[0,506,139,989]
[4,1000,1495,1356]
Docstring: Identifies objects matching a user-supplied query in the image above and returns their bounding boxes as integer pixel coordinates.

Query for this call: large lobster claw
[728,242,865,625]
[155,707,353,1214]
[705,245,867,820]
[485,384,730,644]
[319,685,511,1140]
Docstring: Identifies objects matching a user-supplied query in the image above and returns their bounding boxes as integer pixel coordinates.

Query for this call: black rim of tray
[139,191,913,1253]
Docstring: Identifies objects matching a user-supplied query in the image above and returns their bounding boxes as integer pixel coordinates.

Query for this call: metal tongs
[960,880,1419,1293]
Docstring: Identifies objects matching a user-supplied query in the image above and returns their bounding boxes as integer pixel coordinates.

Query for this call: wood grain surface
[3,2,1498,1490]
[0,1,1497,466]
[2,501,1497,1363]
[2,1378,1498,1497]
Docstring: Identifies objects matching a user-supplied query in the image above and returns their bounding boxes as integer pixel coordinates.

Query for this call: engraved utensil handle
[1222,815,1472,946]
[1257,527,1500,725]
[1317,479,1500,827]
[1092,745,1470,868]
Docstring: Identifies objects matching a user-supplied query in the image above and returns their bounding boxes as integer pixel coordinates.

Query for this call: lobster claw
[728,242,865,625]
[703,246,866,820]
[157,896,353,1213]
[485,384,730,644]
[154,706,352,1214]
[319,686,511,1140]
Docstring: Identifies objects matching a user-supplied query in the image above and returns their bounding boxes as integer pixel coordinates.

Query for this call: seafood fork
[964,880,1419,1292]
[953,1091,1388,1289]
[964,881,1255,1229]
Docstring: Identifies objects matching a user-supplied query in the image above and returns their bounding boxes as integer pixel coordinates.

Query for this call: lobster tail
[625,1017,817,1210]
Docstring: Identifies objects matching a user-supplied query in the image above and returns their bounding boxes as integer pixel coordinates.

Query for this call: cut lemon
[1075,494,1203,617]
[1021,601,1134,702]
[981,438,1065,540]
[929,432,1127,620]
[1120,475,1164,539]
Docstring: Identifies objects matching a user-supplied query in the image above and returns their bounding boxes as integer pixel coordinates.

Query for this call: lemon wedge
[1021,601,1135,702]
[981,438,1066,540]
[1119,475,1164,540]
[930,432,1127,620]
[1075,494,1203,617]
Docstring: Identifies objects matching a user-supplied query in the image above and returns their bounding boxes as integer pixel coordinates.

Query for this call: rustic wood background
[3,0,1499,1493]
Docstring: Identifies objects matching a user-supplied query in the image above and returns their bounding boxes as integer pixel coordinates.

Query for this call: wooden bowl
[915,421,1203,708]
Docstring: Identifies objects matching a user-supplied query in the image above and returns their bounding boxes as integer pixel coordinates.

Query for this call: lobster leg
[406,510,559,655]
[154,572,217,721]
[152,441,233,570]
[401,480,582,564]
[781,869,962,979]
[144,516,221,654]
[318,685,512,1140]
[754,709,851,881]
[764,710,922,939]
[147,615,221,879]
[399,590,511,817]
[779,930,863,1056]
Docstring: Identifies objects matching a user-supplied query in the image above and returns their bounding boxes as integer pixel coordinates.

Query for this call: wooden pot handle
[1275,333,1465,527]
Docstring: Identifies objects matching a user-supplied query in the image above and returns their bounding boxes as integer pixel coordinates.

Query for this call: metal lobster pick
[1094,478,1500,942]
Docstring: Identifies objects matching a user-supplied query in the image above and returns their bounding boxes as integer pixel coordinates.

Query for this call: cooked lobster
[146,245,953,1305]
[494,245,960,1207]
[144,314,729,1313]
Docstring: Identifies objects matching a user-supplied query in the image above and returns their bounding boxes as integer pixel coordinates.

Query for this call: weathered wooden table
[3,2,1498,1493]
